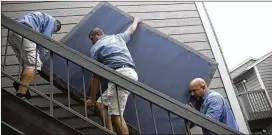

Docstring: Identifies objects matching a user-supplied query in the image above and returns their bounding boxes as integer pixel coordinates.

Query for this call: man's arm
[90,73,99,101]
[126,17,141,35]
[117,17,141,43]
[87,73,99,109]
[204,96,224,120]
[118,17,140,43]
[89,48,99,101]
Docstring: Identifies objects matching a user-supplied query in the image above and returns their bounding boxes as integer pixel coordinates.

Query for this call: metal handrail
[2,121,24,135]
[1,13,242,134]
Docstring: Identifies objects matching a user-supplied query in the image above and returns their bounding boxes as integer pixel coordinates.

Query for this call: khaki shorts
[8,31,42,70]
[97,67,138,115]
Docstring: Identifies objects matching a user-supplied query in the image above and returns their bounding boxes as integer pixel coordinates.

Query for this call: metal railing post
[150,102,158,134]
[115,84,123,134]
[184,119,191,135]
[18,36,24,80]
[168,111,175,135]
[82,68,88,117]
[3,30,10,71]
[33,44,38,89]
[49,51,54,116]
[99,79,106,128]
[67,60,71,108]
[132,94,142,134]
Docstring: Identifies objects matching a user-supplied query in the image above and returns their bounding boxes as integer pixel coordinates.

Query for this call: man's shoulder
[34,12,55,21]
[90,41,105,53]
[209,90,223,97]
[99,34,113,41]
[101,34,123,44]
[206,91,224,102]
[30,12,45,18]
[90,44,100,52]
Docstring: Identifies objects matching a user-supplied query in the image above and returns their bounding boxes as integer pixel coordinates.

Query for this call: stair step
[1,55,19,65]
[2,83,63,96]
[2,64,20,75]
[40,105,96,119]
[2,89,83,135]
[30,94,79,108]
[1,74,50,87]
[1,45,15,56]
[76,127,109,135]
[58,116,103,129]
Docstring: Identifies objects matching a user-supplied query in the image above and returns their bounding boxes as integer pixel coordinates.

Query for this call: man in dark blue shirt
[188,78,239,134]
[87,17,140,134]
[8,12,61,103]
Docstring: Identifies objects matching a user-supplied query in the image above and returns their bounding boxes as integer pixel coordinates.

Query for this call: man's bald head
[189,78,207,98]
[189,78,207,88]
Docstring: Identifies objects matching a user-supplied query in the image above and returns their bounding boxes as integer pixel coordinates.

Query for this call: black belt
[114,65,135,70]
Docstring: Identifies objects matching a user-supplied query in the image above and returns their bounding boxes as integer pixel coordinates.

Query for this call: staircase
[1,89,86,135]
[2,59,139,135]
[1,13,243,135]
[2,74,107,135]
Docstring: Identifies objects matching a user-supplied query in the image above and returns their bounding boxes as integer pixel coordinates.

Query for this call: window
[235,80,247,93]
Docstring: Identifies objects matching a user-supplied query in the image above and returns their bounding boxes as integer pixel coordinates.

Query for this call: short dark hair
[89,28,104,37]
[55,20,61,32]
